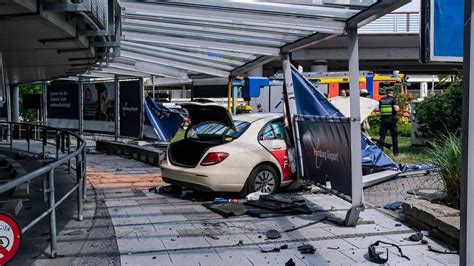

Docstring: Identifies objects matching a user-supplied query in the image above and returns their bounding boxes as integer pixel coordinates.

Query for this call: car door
[258,119,294,182]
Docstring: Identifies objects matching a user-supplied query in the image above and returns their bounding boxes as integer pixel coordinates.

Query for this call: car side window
[260,119,286,141]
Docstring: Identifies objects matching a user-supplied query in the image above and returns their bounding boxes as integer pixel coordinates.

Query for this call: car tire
[247,164,280,194]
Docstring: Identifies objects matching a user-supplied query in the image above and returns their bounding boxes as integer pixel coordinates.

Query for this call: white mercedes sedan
[160,103,295,194]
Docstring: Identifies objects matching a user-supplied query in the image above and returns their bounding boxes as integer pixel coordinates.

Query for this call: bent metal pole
[345,27,364,227]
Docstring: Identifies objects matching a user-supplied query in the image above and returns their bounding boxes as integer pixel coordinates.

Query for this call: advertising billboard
[297,119,353,196]
[421,0,464,62]
[83,82,115,133]
[47,82,79,129]
[120,80,142,138]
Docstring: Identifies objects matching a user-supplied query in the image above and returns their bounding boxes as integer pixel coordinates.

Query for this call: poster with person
[83,82,115,133]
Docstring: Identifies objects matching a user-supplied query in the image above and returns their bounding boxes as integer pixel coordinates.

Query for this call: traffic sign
[0,212,22,265]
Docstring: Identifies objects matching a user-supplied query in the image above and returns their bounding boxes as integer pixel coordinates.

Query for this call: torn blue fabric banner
[291,67,396,169]
[144,96,183,142]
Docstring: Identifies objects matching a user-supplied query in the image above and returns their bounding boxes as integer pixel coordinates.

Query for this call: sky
[396,0,420,11]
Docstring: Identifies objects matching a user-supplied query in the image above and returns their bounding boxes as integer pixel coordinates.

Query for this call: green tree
[19,84,42,122]
[415,73,463,138]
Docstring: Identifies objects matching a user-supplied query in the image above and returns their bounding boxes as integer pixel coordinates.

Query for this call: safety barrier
[0,122,86,258]
[360,11,420,33]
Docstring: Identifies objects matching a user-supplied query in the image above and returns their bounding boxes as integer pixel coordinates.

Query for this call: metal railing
[0,122,86,258]
[360,12,420,33]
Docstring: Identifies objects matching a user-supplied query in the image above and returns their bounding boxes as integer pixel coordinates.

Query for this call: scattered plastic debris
[368,241,410,263]
[266,229,281,240]
[246,191,268,201]
[408,232,424,242]
[384,201,403,210]
[427,245,459,254]
[285,258,296,266]
[297,244,316,254]
[261,244,288,253]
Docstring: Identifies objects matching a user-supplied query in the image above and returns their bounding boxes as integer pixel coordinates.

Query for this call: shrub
[429,134,461,208]
[367,113,411,138]
[415,73,463,138]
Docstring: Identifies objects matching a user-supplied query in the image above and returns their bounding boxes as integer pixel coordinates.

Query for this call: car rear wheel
[247,165,279,194]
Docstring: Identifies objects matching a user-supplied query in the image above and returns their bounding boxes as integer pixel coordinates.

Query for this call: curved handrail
[0,121,86,258]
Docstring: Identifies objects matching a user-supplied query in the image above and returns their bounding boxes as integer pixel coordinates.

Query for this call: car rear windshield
[190,121,250,140]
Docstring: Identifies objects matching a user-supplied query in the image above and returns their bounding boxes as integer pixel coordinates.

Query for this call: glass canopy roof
[85,0,410,79]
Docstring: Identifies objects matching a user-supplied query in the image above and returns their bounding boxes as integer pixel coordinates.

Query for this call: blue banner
[144,96,183,142]
[433,0,464,59]
[291,67,396,170]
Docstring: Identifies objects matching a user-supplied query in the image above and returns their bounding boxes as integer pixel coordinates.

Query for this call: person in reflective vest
[377,87,400,155]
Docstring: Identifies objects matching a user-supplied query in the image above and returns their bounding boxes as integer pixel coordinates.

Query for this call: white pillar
[420,82,428,98]
[311,60,328,72]
[11,85,19,122]
[345,27,364,227]
[461,0,474,264]
[247,66,263,77]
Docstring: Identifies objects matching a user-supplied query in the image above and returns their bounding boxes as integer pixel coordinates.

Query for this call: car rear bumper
[161,161,247,192]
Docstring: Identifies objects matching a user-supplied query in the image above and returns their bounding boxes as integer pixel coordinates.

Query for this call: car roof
[233,112,283,123]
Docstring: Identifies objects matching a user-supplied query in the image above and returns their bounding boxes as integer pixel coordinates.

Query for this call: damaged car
[160,103,295,194]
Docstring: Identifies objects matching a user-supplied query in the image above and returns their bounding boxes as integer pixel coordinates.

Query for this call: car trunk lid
[181,103,235,129]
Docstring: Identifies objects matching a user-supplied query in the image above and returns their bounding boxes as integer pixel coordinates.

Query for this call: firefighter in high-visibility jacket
[377,87,400,155]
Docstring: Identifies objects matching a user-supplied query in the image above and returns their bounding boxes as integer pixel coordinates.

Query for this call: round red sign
[0,212,21,265]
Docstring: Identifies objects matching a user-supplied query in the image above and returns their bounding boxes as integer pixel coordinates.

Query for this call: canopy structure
[85,0,410,80]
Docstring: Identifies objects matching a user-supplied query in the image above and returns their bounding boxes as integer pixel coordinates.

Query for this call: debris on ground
[297,244,316,254]
[384,201,403,210]
[202,203,248,218]
[421,239,428,245]
[204,193,312,218]
[213,197,240,204]
[427,245,459,254]
[408,232,424,242]
[246,191,268,201]
[265,229,281,240]
[285,258,296,266]
[368,241,410,264]
[261,244,288,253]
[283,215,327,233]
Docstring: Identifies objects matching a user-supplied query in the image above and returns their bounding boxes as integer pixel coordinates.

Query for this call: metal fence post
[55,130,59,160]
[9,124,12,150]
[76,154,83,221]
[82,148,87,199]
[48,169,57,258]
[67,134,71,173]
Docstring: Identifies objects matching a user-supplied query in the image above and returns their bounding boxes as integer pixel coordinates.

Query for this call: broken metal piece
[266,229,281,239]
[408,232,424,242]
[297,244,316,254]
[368,241,410,264]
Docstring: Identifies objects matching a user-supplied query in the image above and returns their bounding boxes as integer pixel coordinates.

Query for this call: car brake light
[201,152,229,166]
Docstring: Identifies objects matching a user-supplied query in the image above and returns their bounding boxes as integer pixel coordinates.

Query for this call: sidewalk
[85,153,458,265]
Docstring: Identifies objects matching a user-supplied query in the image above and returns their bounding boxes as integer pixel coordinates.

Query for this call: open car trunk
[168,138,221,167]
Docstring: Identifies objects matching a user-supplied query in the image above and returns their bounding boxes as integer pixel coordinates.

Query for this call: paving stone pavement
[84,153,459,266]
[364,173,444,208]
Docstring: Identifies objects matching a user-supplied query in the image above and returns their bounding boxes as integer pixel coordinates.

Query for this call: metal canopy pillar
[11,86,19,123]
[42,83,48,126]
[151,74,156,99]
[345,27,364,226]
[139,77,144,140]
[461,0,474,264]
[114,75,120,141]
[78,78,84,136]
